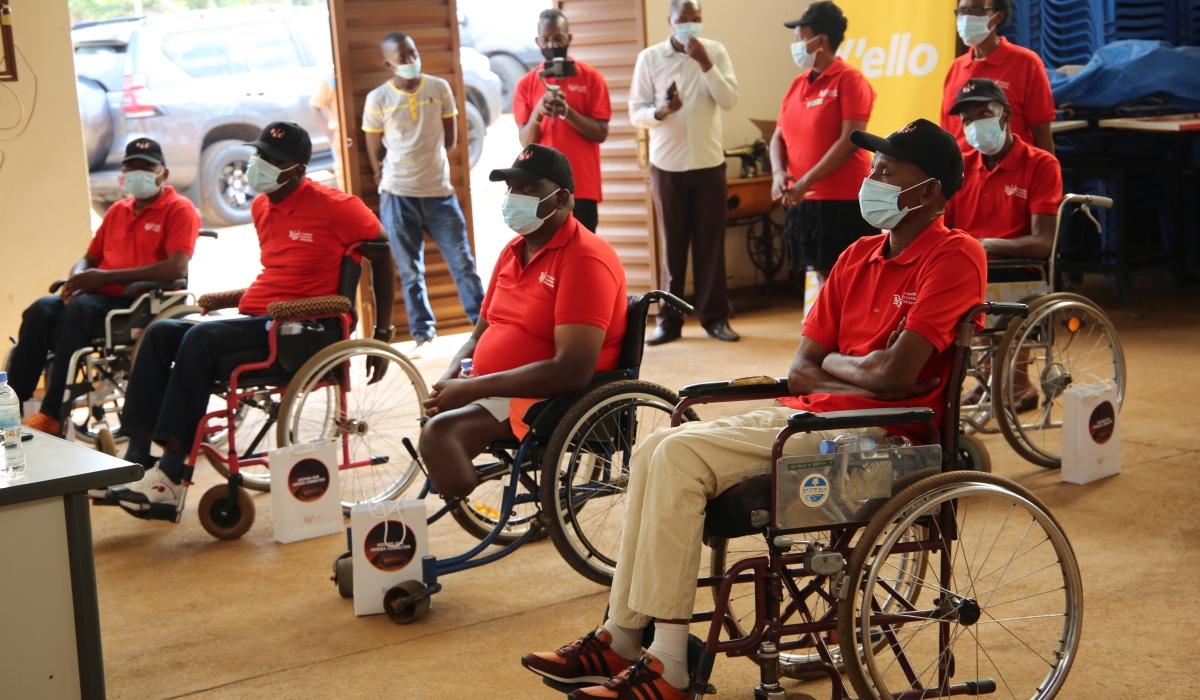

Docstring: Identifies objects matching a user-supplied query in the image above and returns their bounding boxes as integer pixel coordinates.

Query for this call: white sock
[602,618,643,661]
[646,621,690,689]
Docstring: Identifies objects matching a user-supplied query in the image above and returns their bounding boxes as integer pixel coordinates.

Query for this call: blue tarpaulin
[1048,40,1200,109]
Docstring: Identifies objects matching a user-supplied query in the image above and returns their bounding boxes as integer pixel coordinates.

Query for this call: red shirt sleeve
[902,242,987,353]
[1028,152,1063,216]
[1024,55,1057,127]
[163,199,201,257]
[512,71,536,127]
[840,70,874,122]
[554,253,621,329]
[800,251,848,350]
[587,66,612,121]
[332,193,383,246]
[87,216,110,263]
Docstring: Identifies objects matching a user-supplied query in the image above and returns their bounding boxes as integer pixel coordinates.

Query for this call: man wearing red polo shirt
[108,122,396,511]
[419,144,626,499]
[771,1,876,283]
[11,138,199,436]
[521,120,985,700]
[942,0,1056,156]
[514,8,611,233]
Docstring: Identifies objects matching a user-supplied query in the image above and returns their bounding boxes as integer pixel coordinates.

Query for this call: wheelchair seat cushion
[703,474,771,540]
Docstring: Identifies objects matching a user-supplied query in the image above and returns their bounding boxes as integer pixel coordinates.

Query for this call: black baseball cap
[850,118,965,199]
[246,121,313,165]
[123,138,165,166]
[489,143,575,193]
[948,78,1010,115]
[784,1,848,45]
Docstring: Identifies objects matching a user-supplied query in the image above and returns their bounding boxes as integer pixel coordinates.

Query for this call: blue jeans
[380,193,484,340]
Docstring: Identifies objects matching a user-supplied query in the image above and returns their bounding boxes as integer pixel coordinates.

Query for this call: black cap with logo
[245,121,313,165]
[784,1,848,45]
[489,143,575,193]
[850,118,965,199]
[948,78,1010,115]
[123,138,166,166]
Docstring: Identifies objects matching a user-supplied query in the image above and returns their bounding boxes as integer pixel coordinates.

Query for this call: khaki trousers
[608,407,882,628]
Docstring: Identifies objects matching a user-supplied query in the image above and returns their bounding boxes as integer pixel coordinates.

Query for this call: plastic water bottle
[819,433,912,454]
[459,358,473,378]
[0,372,26,475]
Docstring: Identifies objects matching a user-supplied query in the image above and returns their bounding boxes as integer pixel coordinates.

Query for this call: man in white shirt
[630,0,740,345]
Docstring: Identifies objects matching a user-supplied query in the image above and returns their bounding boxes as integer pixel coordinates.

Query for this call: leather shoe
[645,326,681,345]
[706,321,740,342]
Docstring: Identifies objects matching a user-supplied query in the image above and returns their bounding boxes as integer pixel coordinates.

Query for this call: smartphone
[666,81,678,102]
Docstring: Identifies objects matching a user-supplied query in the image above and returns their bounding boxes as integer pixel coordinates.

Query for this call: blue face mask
[246,154,298,195]
[858,177,933,230]
[673,22,702,45]
[501,188,561,235]
[123,169,162,199]
[392,60,421,80]
[790,36,820,70]
[965,116,1007,155]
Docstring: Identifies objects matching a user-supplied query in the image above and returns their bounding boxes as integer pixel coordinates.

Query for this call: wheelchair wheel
[198,483,257,540]
[540,380,699,586]
[838,471,1082,700]
[992,293,1125,468]
[956,433,992,473]
[277,339,428,514]
[203,390,280,492]
[449,456,545,546]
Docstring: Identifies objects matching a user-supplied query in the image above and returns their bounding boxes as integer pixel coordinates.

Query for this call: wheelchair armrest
[49,279,66,294]
[679,376,790,399]
[123,279,186,297]
[197,289,247,312]
[786,407,935,431]
[267,295,352,322]
[986,258,1047,270]
[641,290,694,316]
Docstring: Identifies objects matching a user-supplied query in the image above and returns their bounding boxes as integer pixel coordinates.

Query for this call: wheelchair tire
[277,339,429,514]
[540,380,699,586]
[198,483,256,540]
[837,471,1082,700]
[991,293,1125,469]
[956,433,992,473]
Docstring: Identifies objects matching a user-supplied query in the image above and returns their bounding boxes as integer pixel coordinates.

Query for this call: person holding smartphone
[629,0,740,345]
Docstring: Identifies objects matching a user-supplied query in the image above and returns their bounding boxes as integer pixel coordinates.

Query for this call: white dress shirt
[629,36,739,173]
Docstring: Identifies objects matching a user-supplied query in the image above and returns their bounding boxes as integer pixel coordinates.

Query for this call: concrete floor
[89,278,1200,699]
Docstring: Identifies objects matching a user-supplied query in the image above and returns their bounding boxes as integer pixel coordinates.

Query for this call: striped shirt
[362,75,458,198]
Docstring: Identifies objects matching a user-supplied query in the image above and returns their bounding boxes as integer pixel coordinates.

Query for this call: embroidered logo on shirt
[994,79,1012,90]
[893,291,917,307]
[1004,185,1029,198]
[539,272,556,288]
[567,84,588,93]
[289,230,314,242]
[144,223,162,232]
[819,88,838,98]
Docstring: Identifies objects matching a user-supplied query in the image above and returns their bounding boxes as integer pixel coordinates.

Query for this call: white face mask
[392,60,421,80]
[858,177,934,230]
[790,36,820,70]
[672,22,702,45]
[123,169,163,199]
[957,14,994,47]
[501,188,561,235]
[964,116,1008,155]
[246,153,298,195]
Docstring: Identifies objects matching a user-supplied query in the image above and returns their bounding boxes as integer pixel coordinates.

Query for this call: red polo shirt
[780,219,987,440]
[473,215,627,378]
[941,38,1056,154]
[238,179,381,316]
[87,186,200,296]
[777,58,875,200]
[512,58,612,204]
[945,136,1062,242]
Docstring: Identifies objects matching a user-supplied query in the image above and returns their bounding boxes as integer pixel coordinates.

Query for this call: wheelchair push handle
[984,302,1029,319]
[198,229,219,239]
[642,290,694,316]
[49,279,66,294]
[1062,193,1113,209]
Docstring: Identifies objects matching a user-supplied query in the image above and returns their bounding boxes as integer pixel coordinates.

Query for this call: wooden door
[556,0,657,295]
[327,0,475,339]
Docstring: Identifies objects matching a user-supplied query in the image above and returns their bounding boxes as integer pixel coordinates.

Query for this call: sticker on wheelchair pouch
[800,474,830,508]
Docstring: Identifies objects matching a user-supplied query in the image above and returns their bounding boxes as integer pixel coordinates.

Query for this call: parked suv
[74,5,501,226]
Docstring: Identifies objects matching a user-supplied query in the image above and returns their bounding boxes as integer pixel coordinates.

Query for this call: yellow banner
[832,0,956,134]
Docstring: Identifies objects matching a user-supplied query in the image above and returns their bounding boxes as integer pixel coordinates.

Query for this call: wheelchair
[655,301,1083,700]
[959,194,1125,469]
[334,291,703,621]
[95,239,431,540]
[2,230,218,448]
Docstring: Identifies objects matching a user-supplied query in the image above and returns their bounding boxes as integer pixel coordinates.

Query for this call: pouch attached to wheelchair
[269,439,343,544]
[276,320,343,375]
[350,499,428,616]
[1061,379,1120,485]
[774,445,941,530]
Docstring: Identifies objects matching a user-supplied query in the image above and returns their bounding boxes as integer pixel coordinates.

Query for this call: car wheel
[487,53,526,114]
[465,101,485,170]
[199,140,256,227]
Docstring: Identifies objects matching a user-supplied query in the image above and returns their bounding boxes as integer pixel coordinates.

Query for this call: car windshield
[162,27,248,78]
[74,43,127,92]
[291,12,334,65]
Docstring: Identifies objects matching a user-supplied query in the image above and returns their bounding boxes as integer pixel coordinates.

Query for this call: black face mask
[541,44,569,61]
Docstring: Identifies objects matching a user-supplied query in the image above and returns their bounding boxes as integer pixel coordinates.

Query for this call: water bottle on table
[819,433,912,454]
[0,371,26,475]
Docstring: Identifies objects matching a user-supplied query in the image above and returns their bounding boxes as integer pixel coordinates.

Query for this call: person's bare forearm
[800,138,857,189]
[564,110,608,143]
[364,132,386,176]
[769,129,788,180]
[983,235,1052,259]
[1031,122,1056,157]
[91,258,188,286]
[70,257,92,276]
[465,355,595,400]
[363,239,396,333]
[789,359,877,398]
[518,116,542,147]
[820,351,913,395]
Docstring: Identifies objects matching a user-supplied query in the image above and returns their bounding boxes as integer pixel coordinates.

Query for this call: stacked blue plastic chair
[1178,0,1200,45]
[999,0,1045,55]
[1042,0,1112,67]
[1113,0,1177,41]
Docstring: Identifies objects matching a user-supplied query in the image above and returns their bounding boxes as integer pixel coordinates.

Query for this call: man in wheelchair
[419,144,627,499]
[9,138,200,436]
[108,122,396,511]
[521,120,986,699]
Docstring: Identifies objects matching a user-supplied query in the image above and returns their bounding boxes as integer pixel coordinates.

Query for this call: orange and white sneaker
[568,652,690,700]
[521,627,635,686]
[21,412,60,435]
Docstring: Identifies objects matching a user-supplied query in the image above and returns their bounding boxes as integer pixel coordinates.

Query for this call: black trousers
[649,163,729,329]
[9,294,131,418]
[574,198,599,233]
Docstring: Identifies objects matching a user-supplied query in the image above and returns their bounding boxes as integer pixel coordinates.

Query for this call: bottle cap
[819,440,837,454]
[460,358,473,370]
[0,371,7,382]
